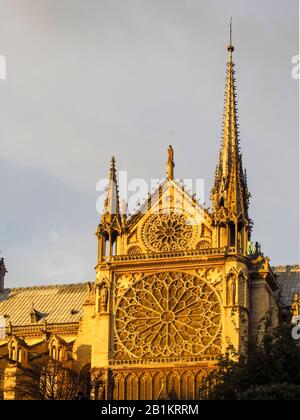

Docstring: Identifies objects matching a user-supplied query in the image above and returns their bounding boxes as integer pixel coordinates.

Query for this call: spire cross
[228,17,234,55]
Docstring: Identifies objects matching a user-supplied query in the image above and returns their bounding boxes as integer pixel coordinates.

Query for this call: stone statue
[168,145,173,162]
[167,145,175,180]
[100,284,108,312]
[227,275,236,306]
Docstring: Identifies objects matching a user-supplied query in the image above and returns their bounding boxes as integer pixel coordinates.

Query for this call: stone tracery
[141,212,199,252]
[114,271,222,360]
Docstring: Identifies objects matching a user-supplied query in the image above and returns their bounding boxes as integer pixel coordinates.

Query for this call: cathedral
[0,35,298,400]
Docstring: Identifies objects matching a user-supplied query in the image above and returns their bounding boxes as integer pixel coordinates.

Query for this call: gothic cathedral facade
[0,39,278,400]
[82,40,278,400]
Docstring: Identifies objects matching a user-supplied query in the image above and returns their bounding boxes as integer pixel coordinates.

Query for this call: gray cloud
[0,0,298,287]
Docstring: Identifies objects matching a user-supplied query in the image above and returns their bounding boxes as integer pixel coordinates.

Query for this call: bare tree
[2,359,107,400]
[16,357,79,400]
[90,367,107,400]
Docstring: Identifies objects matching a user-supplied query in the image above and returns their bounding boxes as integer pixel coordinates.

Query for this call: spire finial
[167,145,175,180]
[227,17,234,54]
[109,155,117,182]
[110,155,116,170]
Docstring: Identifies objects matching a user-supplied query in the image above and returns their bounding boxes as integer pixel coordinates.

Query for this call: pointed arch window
[229,221,236,247]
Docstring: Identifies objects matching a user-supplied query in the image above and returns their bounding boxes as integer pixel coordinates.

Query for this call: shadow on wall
[74,344,92,371]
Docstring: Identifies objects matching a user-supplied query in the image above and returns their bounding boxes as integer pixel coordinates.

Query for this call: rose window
[114,272,222,359]
[141,212,197,252]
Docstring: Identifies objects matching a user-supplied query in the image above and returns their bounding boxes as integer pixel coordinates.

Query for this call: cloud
[5,228,95,287]
[0,0,298,286]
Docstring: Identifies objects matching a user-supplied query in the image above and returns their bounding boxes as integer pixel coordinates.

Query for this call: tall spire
[211,19,249,219]
[211,20,251,254]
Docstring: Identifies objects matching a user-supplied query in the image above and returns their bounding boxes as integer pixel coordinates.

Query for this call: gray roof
[0,283,89,326]
[273,265,300,306]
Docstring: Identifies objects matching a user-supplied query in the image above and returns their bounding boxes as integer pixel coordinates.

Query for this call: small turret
[96,157,122,260]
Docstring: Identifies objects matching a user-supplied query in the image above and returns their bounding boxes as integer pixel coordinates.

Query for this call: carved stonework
[98,282,109,313]
[114,271,222,360]
[291,293,300,317]
[141,211,199,252]
[226,273,237,306]
[127,246,142,255]
[110,367,211,400]
[196,240,210,250]
[195,267,223,293]
[114,273,140,300]
[204,267,223,287]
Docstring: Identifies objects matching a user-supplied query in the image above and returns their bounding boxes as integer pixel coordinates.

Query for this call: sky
[0,0,298,287]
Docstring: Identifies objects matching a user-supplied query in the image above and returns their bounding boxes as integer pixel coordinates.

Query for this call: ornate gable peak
[126,178,210,231]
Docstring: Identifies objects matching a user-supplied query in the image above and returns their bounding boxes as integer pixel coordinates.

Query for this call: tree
[89,367,108,400]
[16,357,79,400]
[203,313,300,400]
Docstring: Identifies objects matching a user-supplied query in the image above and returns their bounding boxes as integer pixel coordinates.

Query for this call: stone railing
[5,322,79,337]
[109,354,219,366]
[108,246,238,262]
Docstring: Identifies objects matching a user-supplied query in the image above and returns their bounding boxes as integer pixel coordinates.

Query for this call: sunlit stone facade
[0,39,282,400]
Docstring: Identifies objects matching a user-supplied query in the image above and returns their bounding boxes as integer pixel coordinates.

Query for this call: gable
[124,179,212,255]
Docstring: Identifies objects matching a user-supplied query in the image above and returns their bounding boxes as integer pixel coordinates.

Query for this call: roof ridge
[272,264,300,272]
[5,281,91,292]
